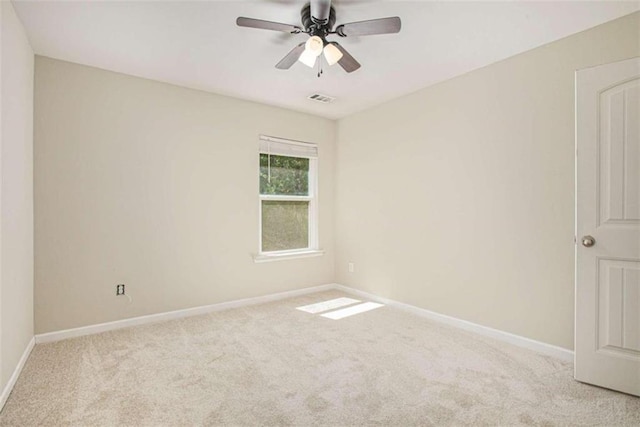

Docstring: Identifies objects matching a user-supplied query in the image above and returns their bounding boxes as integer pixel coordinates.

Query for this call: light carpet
[1,290,638,426]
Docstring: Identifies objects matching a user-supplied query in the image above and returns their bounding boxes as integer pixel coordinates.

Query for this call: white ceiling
[12,1,639,119]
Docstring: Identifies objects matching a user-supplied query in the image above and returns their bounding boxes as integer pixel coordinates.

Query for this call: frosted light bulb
[305,36,323,57]
[323,43,343,66]
[298,49,317,67]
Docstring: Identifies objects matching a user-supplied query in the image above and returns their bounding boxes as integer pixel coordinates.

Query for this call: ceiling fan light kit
[236,0,401,75]
[298,36,343,68]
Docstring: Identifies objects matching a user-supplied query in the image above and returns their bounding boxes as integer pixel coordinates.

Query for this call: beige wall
[34,57,335,333]
[1,1,35,389]
[335,12,640,350]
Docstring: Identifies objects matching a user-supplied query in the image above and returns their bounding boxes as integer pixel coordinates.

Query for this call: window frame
[255,135,321,262]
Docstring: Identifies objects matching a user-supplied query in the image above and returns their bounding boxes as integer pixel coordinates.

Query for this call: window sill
[253,249,325,263]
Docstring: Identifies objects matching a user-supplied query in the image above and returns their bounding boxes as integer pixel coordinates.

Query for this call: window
[256,136,321,261]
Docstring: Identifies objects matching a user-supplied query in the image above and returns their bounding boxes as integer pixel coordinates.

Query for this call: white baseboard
[0,337,35,412]
[333,284,574,363]
[35,284,334,344]
[34,282,573,363]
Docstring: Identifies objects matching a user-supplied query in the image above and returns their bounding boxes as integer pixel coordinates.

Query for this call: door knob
[581,235,596,247]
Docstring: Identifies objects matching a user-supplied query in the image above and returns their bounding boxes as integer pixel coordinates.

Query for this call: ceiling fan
[236,0,401,74]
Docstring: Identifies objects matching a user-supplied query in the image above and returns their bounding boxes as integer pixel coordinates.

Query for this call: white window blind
[259,135,318,159]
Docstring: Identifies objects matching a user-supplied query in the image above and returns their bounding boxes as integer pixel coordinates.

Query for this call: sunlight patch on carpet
[321,302,384,320]
[296,297,361,314]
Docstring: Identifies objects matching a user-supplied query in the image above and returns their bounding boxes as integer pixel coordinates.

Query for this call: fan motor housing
[301,3,336,32]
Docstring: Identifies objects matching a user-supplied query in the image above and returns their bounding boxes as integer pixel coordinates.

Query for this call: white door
[575,57,640,396]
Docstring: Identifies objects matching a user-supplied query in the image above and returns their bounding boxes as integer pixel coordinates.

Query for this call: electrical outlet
[348,262,355,273]
[116,284,125,296]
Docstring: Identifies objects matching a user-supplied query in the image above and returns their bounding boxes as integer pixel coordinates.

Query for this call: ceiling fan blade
[330,42,361,73]
[236,17,302,33]
[276,43,307,69]
[336,17,401,37]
